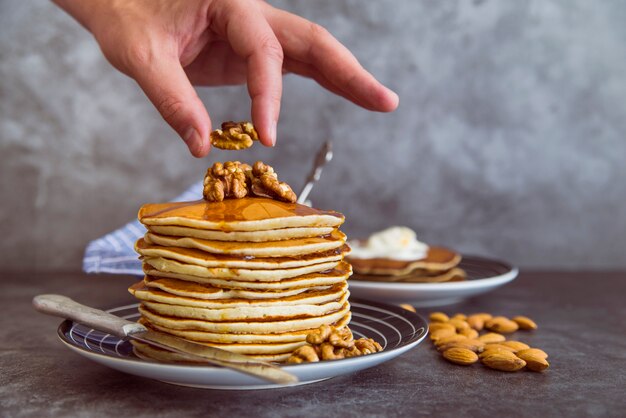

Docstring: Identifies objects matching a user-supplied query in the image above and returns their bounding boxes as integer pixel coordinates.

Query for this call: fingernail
[270,120,277,146]
[184,126,202,155]
[387,88,400,108]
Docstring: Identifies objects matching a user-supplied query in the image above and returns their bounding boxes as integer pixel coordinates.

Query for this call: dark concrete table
[2,271,625,417]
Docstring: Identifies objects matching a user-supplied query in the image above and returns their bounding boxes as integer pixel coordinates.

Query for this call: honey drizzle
[139,198,344,224]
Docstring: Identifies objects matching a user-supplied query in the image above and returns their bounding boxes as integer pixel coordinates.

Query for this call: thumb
[132,55,211,157]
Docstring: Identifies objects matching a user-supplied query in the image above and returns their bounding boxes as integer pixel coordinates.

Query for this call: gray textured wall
[1,0,625,271]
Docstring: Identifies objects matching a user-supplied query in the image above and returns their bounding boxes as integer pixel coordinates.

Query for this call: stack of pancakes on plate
[348,246,465,283]
[129,197,352,362]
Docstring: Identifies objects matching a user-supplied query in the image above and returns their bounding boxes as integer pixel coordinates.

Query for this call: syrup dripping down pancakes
[130,197,352,362]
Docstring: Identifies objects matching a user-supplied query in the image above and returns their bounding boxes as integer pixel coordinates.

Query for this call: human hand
[54,0,399,157]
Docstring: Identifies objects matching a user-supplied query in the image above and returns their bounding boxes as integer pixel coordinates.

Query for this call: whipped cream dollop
[349,226,429,261]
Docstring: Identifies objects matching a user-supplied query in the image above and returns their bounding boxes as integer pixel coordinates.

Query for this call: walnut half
[249,161,297,203]
[287,345,320,363]
[210,121,259,150]
[203,161,250,202]
[202,160,297,203]
[286,325,383,363]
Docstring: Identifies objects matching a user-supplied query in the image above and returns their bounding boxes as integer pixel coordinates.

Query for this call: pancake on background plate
[347,226,465,283]
[129,160,353,362]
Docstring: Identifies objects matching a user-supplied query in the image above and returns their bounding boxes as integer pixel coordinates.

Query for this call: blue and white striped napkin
[82,180,204,276]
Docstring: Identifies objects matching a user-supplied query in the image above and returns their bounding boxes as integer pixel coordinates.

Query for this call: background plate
[348,255,518,307]
[57,298,428,390]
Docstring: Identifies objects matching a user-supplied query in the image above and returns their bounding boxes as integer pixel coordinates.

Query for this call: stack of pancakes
[129,197,352,362]
[348,246,465,283]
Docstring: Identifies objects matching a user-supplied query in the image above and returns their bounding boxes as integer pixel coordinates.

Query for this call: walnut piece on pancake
[286,324,383,363]
[202,160,297,203]
[248,161,297,203]
[210,121,259,150]
[203,161,250,202]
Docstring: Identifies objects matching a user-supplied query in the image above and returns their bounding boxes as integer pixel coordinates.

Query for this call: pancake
[137,314,351,343]
[131,340,292,363]
[143,257,341,282]
[143,229,346,257]
[137,321,309,355]
[182,340,306,355]
[129,281,348,308]
[138,198,344,231]
[138,303,351,334]
[136,323,310,355]
[351,267,466,283]
[141,291,349,321]
[143,275,333,299]
[148,225,335,242]
[133,192,354,363]
[136,238,350,269]
[143,263,351,290]
[347,246,461,275]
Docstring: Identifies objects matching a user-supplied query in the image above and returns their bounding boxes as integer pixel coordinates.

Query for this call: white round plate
[57,299,428,390]
[348,255,518,307]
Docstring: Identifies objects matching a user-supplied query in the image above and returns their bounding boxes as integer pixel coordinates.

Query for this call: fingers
[264,6,399,112]
[214,1,284,146]
[283,57,360,104]
[185,41,248,86]
[131,50,212,157]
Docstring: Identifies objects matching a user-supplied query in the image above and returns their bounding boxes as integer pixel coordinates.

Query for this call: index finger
[212,1,284,146]
[263,6,398,112]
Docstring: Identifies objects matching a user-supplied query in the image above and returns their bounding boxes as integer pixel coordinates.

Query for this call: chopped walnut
[328,326,354,348]
[210,121,259,150]
[286,325,383,364]
[355,338,383,355]
[320,342,346,360]
[203,161,250,202]
[249,161,297,203]
[286,345,319,363]
[202,160,297,203]
[344,345,364,358]
[306,324,332,345]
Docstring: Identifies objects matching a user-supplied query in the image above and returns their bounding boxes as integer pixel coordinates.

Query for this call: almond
[448,318,470,332]
[400,304,416,312]
[466,315,486,331]
[516,351,549,372]
[479,347,515,359]
[512,316,538,330]
[481,352,526,372]
[472,313,493,321]
[429,322,456,333]
[434,334,468,347]
[429,312,450,323]
[430,328,456,341]
[481,349,518,359]
[442,347,478,366]
[500,341,530,352]
[437,339,485,353]
[477,332,506,344]
[483,343,517,352]
[485,316,519,334]
[516,348,548,360]
[460,328,479,339]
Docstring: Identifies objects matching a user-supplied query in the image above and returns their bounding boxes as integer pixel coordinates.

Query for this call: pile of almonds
[427,311,549,372]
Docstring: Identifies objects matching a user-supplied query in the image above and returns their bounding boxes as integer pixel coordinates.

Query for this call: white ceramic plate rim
[348,267,519,291]
[58,332,426,390]
[56,300,429,390]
